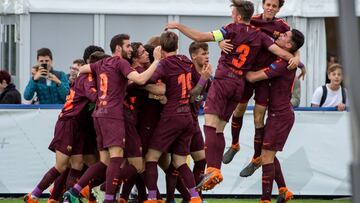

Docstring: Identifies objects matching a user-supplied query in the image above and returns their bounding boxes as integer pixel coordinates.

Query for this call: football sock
[145,161,159,199]
[120,174,136,201]
[135,173,148,202]
[261,163,275,201]
[231,116,243,145]
[274,157,286,188]
[73,161,107,195]
[204,125,224,169]
[104,157,124,203]
[165,164,178,201]
[32,167,61,198]
[49,168,69,200]
[66,168,82,190]
[177,164,199,198]
[193,159,206,198]
[254,127,265,159]
[175,176,191,201]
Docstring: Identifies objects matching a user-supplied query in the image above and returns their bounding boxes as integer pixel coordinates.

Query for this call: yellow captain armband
[212,30,224,42]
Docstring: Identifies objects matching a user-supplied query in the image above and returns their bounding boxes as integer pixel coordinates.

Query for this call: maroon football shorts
[78,115,97,155]
[48,118,84,156]
[190,120,205,152]
[138,126,152,157]
[262,111,295,151]
[124,110,142,158]
[204,77,245,122]
[93,117,125,151]
[149,114,193,156]
[240,80,270,106]
[137,120,159,157]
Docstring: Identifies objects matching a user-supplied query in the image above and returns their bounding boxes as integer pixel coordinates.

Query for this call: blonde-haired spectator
[311,63,347,111]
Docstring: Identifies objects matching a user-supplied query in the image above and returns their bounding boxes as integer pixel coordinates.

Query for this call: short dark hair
[37,48,53,60]
[83,45,104,63]
[89,51,111,64]
[230,0,254,22]
[289,29,305,53]
[262,0,285,8]
[0,70,11,84]
[129,42,144,65]
[160,31,178,53]
[110,34,130,54]
[189,42,209,58]
[72,59,85,66]
[144,44,155,64]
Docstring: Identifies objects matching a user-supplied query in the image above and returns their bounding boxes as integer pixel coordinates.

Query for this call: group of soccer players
[24,0,306,203]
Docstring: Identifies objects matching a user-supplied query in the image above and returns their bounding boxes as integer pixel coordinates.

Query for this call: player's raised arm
[288,50,301,69]
[142,82,166,95]
[79,64,91,74]
[190,63,212,101]
[267,44,294,61]
[246,70,268,83]
[127,46,161,85]
[166,21,214,42]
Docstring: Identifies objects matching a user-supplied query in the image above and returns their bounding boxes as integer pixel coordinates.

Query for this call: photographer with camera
[24,48,70,104]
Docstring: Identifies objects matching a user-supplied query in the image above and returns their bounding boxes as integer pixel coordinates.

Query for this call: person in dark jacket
[0,70,21,104]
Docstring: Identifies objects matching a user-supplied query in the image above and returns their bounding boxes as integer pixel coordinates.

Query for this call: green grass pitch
[0,198,351,203]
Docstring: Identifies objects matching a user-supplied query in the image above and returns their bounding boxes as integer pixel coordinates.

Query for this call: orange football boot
[196,167,223,191]
[189,196,202,203]
[80,185,90,199]
[277,187,294,203]
[118,197,127,203]
[23,193,39,203]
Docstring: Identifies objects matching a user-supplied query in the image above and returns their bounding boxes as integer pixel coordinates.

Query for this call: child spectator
[311,63,347,111]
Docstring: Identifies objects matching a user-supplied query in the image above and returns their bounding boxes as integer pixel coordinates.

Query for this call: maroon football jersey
[90,56,134,119]
[190,65,210,121]
[251,14,290,39]
[216,23,274,79]
[250,14,291,70]
[137,98,163,134]
[59,73,97,118]
[264,58,296,114]
[151,55,193,116]
[124,66,147,123]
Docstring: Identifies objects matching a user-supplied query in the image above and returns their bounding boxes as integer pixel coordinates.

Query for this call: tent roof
[1,0,360,17]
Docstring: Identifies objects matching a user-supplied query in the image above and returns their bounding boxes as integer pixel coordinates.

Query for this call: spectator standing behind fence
[67,59,85,85]
[24,48,69,104]
[311,63,347,111]
[0,70,21,104]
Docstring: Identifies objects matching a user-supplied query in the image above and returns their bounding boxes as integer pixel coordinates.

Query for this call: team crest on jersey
[67,145,72,152]
[270,63,277,70]
[273,31,280,39]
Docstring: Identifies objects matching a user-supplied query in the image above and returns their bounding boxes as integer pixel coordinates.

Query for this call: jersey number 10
[178,72,192,99]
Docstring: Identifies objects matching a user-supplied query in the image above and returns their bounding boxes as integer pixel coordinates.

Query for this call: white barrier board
[0,109,352,195]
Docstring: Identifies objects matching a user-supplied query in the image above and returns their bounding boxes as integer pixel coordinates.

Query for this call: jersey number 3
[232,44,250,69]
